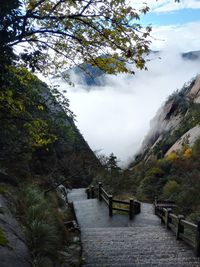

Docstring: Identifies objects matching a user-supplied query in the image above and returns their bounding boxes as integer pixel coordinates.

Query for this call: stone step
[81,228,200,266]
[67,190,200,267]
[82,263,200,267]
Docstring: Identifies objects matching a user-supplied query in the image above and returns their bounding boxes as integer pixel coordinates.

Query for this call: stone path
[68,189,200,267]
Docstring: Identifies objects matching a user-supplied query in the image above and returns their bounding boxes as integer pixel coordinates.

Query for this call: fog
[51,22,200,166]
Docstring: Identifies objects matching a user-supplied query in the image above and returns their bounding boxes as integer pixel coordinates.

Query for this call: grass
[0,186,8,195]
[16,183,82,266]
[17,185,61,266]
[0,226,9,247]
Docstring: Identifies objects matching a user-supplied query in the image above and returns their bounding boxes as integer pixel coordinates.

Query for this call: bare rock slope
[137,75,200,162]
[0,195,31,267]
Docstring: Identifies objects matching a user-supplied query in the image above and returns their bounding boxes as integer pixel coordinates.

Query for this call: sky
[53,0,200,166]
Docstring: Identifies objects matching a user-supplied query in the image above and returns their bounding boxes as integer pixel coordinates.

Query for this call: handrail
[101,194,109,206]
[101,187,109,198]
[86,182,141,220]
[154,198,200,257]
[181,220,197,230]
[112,207,129,212]
[112,199,129,205]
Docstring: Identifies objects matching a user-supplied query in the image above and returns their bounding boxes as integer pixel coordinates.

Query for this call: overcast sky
[52,0,200,166]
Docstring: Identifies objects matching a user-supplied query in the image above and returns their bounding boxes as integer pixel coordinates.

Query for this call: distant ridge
[57,50,200,86]
[182,50,200,60]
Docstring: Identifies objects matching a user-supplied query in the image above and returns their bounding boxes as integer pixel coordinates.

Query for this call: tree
[107,153,120,173]
[1,0,152,75]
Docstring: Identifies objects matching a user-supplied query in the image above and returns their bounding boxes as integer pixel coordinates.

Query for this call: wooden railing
[155,199,200,256]
[86,182,141,220]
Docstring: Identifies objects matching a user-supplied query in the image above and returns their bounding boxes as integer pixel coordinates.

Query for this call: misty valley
[1,0,200,266]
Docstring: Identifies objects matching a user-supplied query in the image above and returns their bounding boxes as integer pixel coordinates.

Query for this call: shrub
[192,137,200,158]
[166,152,178,161]
[17,185,61,267]
[163,180,180,199]
[183,148,192,159]
[0,226,9,247]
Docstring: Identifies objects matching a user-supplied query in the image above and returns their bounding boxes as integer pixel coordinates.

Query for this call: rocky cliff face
[39,84,101,187]
[0,195,31,267]
[136,75,200,162]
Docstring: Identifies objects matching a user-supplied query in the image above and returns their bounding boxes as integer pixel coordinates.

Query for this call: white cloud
[151,21,200,51]
[153,0,200,12]
[134,0,200,12]
[50,21,200,167]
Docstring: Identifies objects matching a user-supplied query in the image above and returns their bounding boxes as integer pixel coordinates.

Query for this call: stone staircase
[68,189,200,267]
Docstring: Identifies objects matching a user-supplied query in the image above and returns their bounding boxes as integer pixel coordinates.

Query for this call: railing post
[91,186,95,199]
[165,208,172,229]
[160,208,165,224]
[86,188,90,199]
[134,200,141,214]
[176,215,185,240]
[195,221,200,257]
[154,196,158,215]
[138,201,141,213]
[154,196,158,206]
[98,182,102,201]
[129,198,134,220]
[108,195,113,217]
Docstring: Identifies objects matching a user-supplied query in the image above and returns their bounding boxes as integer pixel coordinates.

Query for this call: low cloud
[52,22,200,167]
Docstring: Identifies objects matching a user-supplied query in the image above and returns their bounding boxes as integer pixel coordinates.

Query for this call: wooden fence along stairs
[67,184,200,267]
[155,199,200,257]
[86,182,141,219]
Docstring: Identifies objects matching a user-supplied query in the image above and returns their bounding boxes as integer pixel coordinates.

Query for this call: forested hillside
[0,66,100,187]
[0,65,101,266]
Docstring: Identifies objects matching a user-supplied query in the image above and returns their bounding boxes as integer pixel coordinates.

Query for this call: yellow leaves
[37,105,44,111]
[43,2,52,11]
[183,148,192,159]
[27,0,37,10]
[166,152,178,161]
[16,101,25,112]
[166,147,192,161]
[5,90,14,105]
[24,119,57,148]
[135,59,145,70]
[147,166,164,177]
[28,0,51,12]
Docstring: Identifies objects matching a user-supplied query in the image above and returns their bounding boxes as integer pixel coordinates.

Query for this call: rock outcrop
[136,75,200,162]
[186,75,200,103]
[165,125,200,156]
[0,195,31,267]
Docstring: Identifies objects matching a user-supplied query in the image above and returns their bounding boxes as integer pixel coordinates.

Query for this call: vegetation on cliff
[0,65,97,265]
[131,80,200,222]
[0,65,99,187]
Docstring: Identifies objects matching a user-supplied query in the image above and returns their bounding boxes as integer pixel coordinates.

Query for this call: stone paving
[68,189,200,267]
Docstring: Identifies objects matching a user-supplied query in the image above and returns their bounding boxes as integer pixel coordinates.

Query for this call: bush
[192,137,200,158]
[0,226,9,247]
[163,180,180,199]
[17,185,61,267]
[166,152,178,161]
[183,148,192,159]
